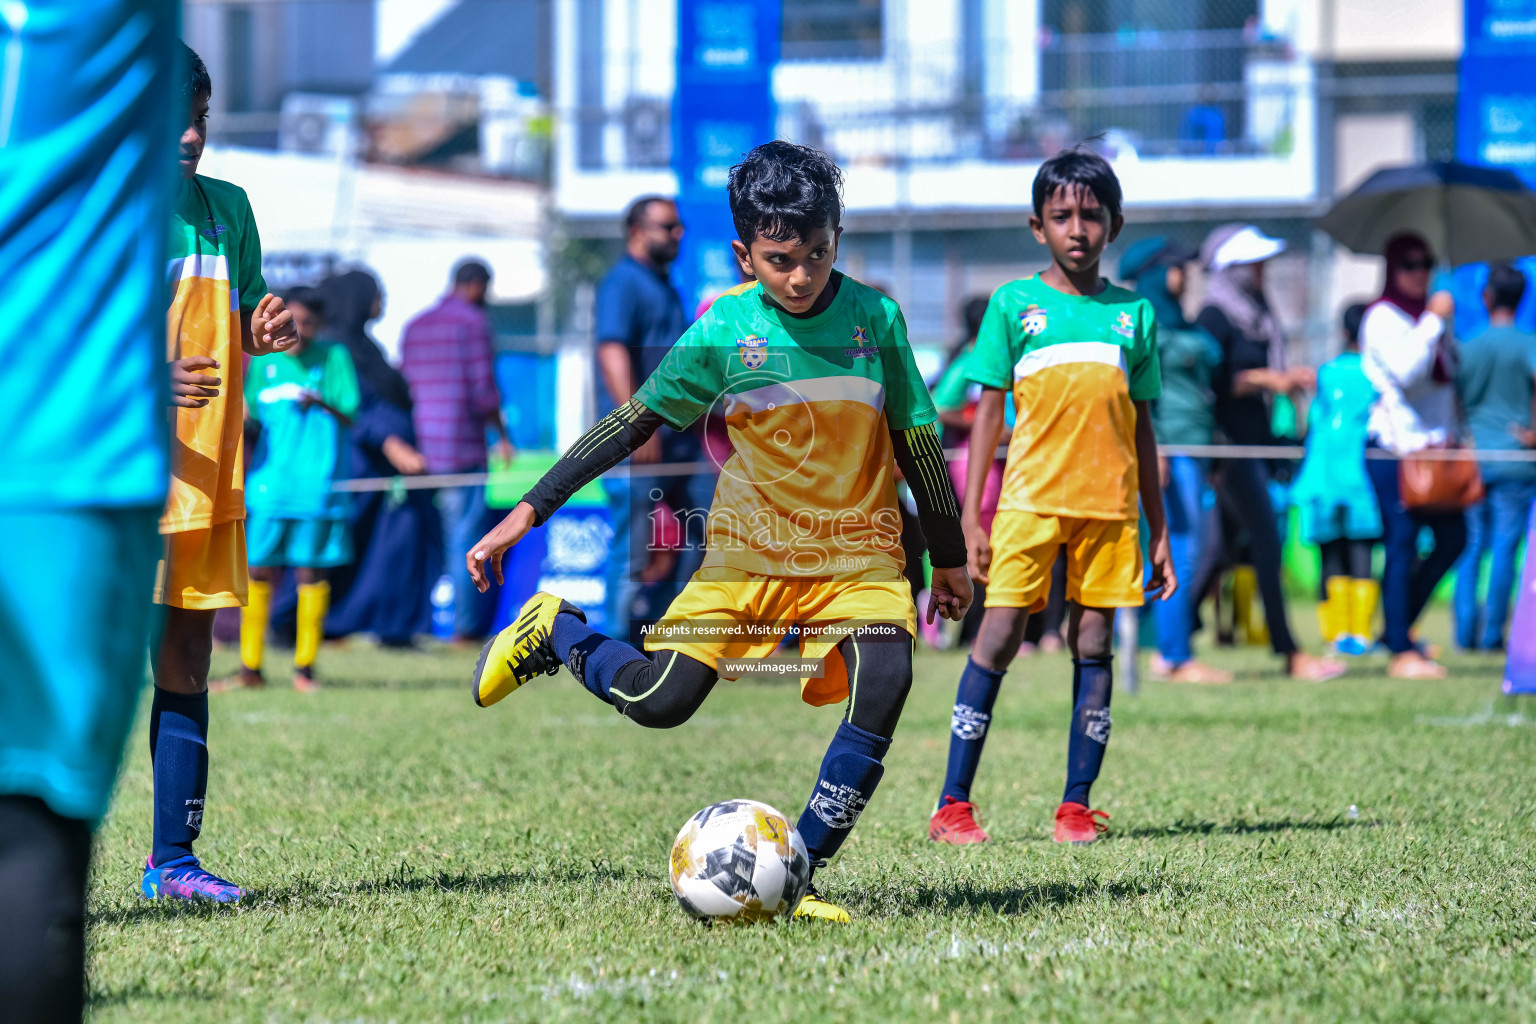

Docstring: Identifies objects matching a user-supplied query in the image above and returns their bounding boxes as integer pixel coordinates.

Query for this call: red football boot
[1053,802,1109,844]
[928,796,991,844]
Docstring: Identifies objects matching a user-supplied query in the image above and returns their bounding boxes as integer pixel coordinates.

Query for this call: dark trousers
[1218,459,1298,656]
[1366,452,1468,654]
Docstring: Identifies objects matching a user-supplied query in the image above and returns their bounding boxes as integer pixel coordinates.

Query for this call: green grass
[88,608,1536,1023]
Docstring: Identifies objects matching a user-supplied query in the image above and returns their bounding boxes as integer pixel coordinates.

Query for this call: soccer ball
[669,799,811,923]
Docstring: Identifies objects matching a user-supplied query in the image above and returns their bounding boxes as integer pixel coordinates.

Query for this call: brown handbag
[1399,444,1484,512]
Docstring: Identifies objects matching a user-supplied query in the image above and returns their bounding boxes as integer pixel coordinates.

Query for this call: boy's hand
[247,293,298,355]
[1145,527,1178,602]
[169,356,221,408]
[963,515,993,585]
[927,566,973,624]
[468,502,537,592]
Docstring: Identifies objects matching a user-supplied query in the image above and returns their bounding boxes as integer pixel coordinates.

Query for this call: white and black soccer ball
[669,799,811,923]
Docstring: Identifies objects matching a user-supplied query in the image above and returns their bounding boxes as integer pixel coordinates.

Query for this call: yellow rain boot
[1321,576,1351,645]
[1233,566,1269,646]
[1348,578,1380,643]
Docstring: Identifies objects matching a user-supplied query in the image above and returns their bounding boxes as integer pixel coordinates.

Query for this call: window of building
[782,0,882,61]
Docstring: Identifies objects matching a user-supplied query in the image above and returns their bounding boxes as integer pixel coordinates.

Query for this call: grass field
[86,608,1536,1023]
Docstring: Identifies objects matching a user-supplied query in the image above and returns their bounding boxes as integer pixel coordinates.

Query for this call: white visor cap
[1210,225,1287,271]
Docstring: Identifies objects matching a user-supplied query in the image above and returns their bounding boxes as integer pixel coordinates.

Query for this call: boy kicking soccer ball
[467,142,971,923]
[927,148,1174,847]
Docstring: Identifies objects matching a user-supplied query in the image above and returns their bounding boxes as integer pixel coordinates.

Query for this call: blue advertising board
[671,0,780,313]
[1459,0,1536,186]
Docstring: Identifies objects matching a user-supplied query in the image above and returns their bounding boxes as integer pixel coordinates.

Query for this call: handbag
[1399,443,1484,513]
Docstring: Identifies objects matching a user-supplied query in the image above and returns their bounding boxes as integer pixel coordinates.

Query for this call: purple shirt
[400,293,501,474]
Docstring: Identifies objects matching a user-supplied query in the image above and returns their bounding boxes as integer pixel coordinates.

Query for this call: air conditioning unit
[279,93,360,157]
[625,97,671,169]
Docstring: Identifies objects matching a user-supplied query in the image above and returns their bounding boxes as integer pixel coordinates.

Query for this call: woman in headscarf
[318,270,441,646]
[1359,233,1463,678]
[1197,224,1346,681]
[1120,237,1230,683]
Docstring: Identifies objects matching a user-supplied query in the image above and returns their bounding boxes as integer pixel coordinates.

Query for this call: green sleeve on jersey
[930,350,972,412]
[880,309,937,430]
[236,190,266,312]
[633,322,727,430]
[325,343,361,419]
[966,292,1016,390]
[1128,305,1162,402]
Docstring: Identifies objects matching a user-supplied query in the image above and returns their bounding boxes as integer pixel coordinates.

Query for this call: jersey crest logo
[1112,311,1135,338]
[1020,305,1047,336]
[736,334,768,369]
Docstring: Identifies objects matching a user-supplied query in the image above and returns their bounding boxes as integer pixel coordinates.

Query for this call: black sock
[149,688,208,870]
[1063,658,1113,806]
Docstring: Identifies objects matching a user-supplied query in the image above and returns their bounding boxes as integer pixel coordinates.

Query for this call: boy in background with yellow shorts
[143,45,298,903]
[464,142,972,923]
[927,148,1174,847]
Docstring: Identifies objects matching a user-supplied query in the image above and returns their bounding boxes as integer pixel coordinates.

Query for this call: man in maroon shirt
[400,260,514,640]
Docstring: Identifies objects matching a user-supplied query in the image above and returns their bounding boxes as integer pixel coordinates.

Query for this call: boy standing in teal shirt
[238,287,360,689]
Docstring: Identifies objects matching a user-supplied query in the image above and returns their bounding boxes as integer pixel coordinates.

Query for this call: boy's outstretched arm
[889,421,973,623]
[467,398,665,591]
[1134,399,1176,601]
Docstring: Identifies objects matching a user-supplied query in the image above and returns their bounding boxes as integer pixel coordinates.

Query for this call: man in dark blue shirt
[594,196,713,642]
[1455,264,1536,651]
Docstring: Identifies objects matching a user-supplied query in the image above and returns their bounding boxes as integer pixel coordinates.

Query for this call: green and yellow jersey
[968,274,1160,521]
[162,174,267,534]
[634,275,936,581]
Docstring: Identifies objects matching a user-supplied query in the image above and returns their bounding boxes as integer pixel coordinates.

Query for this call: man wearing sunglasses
[595,197,712,643]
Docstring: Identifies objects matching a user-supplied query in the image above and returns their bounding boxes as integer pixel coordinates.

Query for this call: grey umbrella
[1317,161,1536,265]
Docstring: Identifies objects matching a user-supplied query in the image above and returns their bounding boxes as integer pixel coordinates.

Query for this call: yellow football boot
[793,885,851,924]
[471,592,585,707]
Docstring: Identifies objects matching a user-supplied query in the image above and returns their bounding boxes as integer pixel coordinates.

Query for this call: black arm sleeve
[890,420,966,569]
[521,398,666,526]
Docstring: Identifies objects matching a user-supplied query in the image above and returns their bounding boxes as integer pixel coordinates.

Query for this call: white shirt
[1360,301,1458,455]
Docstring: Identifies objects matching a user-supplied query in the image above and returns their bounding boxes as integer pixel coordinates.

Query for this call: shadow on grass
[87,982,216,1010]
[1120,816,1380,839]
[91,862,640,927]
[868,875,1194,917]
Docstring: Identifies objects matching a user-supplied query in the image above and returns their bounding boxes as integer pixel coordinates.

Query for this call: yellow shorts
[645,571,916,708]
[985,510,1142,611]
[154,519,248,610]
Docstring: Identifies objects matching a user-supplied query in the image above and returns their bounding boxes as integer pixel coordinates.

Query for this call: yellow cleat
[793,886,851,924]
[471,592,585,708]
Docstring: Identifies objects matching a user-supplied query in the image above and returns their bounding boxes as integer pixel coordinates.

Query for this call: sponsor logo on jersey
[1020,305,1047,336]
[844,325,878,358]
[736,334,768,369]
[951,703,990,741]
[1112,311,1135,338]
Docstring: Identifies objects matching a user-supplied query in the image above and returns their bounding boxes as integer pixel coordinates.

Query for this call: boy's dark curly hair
[182,41,212,102]
[727,141,844,247]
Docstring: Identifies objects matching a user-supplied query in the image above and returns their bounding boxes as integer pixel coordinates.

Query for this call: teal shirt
[1153,324,1222,446]
[245,340,361,519]
[1458,323,1536,482]
[1291,352,1379,529]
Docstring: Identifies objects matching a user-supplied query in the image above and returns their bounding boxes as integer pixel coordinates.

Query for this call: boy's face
[1030,186,1122,275]
[180,92,209,180]
[288,302,320,352]
[731,222,841,316]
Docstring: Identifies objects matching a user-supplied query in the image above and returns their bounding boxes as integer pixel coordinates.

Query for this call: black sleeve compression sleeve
[890,421,966,568]
[521,398,667,526]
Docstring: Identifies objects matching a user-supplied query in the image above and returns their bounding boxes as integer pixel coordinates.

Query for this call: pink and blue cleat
[140,858,246,903]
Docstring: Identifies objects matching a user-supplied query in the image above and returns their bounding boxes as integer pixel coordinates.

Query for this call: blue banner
[1459,0,1536,185]
[672,0,780,313]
